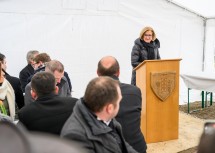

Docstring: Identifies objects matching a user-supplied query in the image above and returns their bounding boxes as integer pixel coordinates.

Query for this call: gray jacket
[24,76,71,105]
[61,99,138,153]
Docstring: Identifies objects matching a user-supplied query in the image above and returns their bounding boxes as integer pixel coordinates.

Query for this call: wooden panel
[136,59,181,143]
[136,63,147,139]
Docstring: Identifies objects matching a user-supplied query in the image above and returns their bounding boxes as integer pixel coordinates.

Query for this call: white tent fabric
[172,0,215,18]
[0,0,214,103]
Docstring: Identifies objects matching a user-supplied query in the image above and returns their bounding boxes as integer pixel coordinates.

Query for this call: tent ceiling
[171,0,215,18]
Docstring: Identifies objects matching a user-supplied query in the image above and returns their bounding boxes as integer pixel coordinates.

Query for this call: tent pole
[202,20,207,71]
[165,0,208,72]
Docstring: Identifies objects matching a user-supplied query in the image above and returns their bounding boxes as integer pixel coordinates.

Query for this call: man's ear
[106,103,114,114]
[55,86,59,94]
[31,89,37,100]
[97,70,101,76]
[115,70,120,77]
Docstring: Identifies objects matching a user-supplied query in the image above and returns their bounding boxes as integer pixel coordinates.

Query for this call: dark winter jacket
[19,64,34,92]
[131,38,161,85]
[112,76,147,153]
[61,99,138,153]
[18,94,77,135]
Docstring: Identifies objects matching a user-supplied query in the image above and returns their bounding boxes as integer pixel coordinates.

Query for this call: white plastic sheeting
[0,0,213,103]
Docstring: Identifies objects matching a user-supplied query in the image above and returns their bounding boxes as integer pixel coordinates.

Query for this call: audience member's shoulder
[25,82,31,88]
[20,64,29,72]
[20,64,33,74]
[19,68,25,75]
[58,96,78,103]
[64,71,69,77]
[57,97,78,109]
[5,75,20,83]
[18,105,33,120]
[68,97,78,102]
[120,82,141,92]
[18,102,35,113]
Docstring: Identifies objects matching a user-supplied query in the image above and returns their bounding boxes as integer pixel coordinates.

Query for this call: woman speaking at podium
[131,26,161,85]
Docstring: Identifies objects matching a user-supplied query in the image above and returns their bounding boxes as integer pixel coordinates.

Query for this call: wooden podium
[134,59,181,143]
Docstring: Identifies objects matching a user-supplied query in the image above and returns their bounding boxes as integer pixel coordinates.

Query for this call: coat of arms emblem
[151,71,176,101]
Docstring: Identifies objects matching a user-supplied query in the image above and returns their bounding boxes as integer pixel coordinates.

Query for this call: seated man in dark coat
[19,50,39,93]
[61,76,138,153]
[18,71,77,135]
[97,56,147,153]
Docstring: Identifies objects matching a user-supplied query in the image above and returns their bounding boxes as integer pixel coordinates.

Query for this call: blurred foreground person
[197,122,215,153]
[0,121,87,153]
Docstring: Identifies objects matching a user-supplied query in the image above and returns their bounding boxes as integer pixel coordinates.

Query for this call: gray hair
[26,50,39,64]
[45,60,64,73]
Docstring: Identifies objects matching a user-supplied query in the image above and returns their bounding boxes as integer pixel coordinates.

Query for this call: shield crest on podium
[151,71,176,101]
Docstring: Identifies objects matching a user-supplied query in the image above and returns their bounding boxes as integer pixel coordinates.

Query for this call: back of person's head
[0,121,88,153]
[84,76,119,112]
[0,121,31,153]
[140,26,156,41]
[31,71,56,97]
[197,129,215,153]
[26,50,39,64]
[45,60,64,73]
[97,56,120,77]
[34,53,51,64]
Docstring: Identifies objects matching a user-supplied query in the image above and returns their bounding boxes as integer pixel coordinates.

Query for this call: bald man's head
[97,56,120,77]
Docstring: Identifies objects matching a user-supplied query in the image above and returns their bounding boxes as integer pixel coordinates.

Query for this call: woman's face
[143,30,153,43]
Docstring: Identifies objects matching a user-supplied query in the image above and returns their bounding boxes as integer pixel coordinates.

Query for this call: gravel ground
[179,101,215,119]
